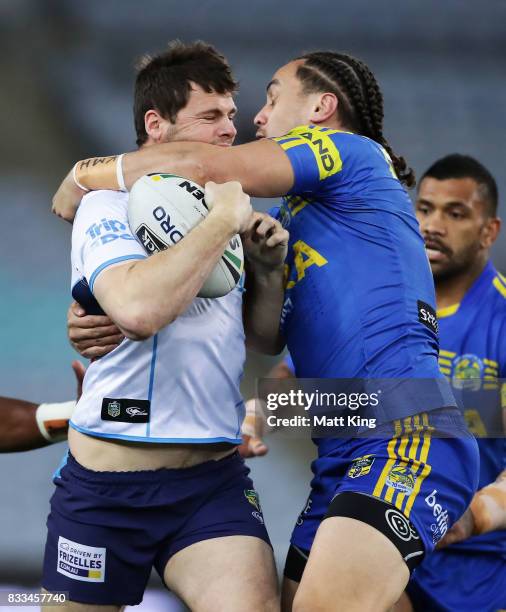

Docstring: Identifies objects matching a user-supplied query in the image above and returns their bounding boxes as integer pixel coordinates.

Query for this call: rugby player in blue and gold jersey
[400,154,506,611]
[52,51,480,612]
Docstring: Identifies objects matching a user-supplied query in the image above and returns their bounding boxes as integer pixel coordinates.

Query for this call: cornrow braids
[296,51,415,188]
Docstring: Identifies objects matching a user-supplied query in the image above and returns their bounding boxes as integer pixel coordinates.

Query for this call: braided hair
[295,51,415,188]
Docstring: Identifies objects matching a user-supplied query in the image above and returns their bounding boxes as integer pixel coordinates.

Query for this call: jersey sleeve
[72,190,147,293]
[271,125,344,194]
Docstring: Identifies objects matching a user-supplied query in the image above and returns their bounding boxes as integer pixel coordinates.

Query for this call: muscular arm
[123,140,294,197]
[53,140,295,222]
[95,214,238,339]
[470,468,506,533]
[445,357,506,538]
[240,357,295,458]
[266,359,296,380]
[0,362,83,453]
[241,213,288,355]
[93,182,250,340]
[243,263,285,354]
[0,397,48,452]
[438,468,506,547]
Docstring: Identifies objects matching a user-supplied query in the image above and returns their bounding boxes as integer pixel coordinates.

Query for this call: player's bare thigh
[292,517,409,612]
[164,535,279,612]
[41,588,122,612]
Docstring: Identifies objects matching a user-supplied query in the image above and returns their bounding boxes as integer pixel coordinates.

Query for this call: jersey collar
[436,261,496,319]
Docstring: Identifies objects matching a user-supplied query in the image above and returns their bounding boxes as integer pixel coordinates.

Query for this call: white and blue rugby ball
[128,173,244,298]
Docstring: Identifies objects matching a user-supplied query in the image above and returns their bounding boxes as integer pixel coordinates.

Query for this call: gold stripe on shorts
[372,419,403,499]
[404,413,434,517]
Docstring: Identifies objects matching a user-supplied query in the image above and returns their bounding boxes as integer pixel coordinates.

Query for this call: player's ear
[144,109,165,143]
[310,93,338,124]
[480,217,501,249]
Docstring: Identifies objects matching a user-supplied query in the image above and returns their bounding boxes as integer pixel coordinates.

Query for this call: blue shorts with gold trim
[290,407,479,557]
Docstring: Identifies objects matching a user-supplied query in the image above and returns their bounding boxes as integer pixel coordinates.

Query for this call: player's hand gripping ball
[128,174,244,298]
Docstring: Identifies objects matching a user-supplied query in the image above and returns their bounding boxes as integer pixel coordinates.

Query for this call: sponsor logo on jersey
[417,300,439,335]
[452,354,484,391]
[101,398,150,423]
[285,240,329,290]
[85,218,137,251]
[384,508,420,542]
[280,296,294,327]
[244,489,261,512]
[57,536,106,583]
[347,454,375,478]
[463,409,488,437]
[126,407,148,417]
[425,489,449,543]
[296,496,313,526]
[252,511,264,524]
[386,462,417,494]
[107,401,120,418]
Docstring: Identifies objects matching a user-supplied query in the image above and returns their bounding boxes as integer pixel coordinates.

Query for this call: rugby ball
[128,173,244,298]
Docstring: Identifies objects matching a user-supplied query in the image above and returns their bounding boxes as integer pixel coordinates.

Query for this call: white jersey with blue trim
[70,190,245,444]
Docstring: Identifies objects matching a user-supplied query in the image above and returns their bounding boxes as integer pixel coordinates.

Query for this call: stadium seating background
[1,0,505,601]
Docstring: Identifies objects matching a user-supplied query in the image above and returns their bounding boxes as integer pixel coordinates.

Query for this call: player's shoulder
[275,124,369,149]
[81,189,128,208]
[76,189,128,224]
[475,268,506,337]
[274,125,372,176]
[306,126,387,169]
[489,269,506,308]
[487,270,506,372]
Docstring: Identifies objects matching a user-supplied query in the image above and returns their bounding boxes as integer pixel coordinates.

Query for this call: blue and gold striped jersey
[436,260,506,555]
[272,125,453,420]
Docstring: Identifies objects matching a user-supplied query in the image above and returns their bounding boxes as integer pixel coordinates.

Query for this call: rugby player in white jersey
[42,42,285,611]
[66,302,272,457]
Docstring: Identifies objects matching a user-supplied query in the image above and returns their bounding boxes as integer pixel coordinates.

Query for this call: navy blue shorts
[42,451,270,606]
[291,408,479,561]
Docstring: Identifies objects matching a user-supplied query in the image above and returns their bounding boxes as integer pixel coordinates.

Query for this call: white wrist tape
[116,154,127,192]
[72,162,90,192]
[36,401,75,442]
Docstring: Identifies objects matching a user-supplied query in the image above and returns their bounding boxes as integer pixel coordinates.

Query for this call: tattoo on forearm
[78,156,118,170]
